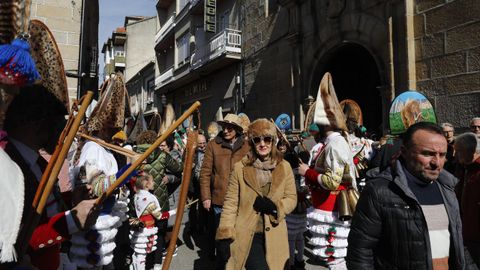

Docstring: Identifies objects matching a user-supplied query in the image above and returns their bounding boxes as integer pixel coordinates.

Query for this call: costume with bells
[69,73,130,269]
[303,73,357,269]
[0,10,76,269]
[130,179,169,270]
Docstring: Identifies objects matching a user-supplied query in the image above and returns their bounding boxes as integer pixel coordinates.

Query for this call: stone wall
[242,0,299,121]
[31,0,82,101]
[415,0,480,129]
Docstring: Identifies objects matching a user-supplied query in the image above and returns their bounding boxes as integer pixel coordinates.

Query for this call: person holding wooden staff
[2,85,99,270]
[215,118,297,270]
[69,73,130,269]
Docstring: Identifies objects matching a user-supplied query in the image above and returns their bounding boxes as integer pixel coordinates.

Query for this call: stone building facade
[241,0,480,134]
[31,0,83,101]
[414,0,480,130]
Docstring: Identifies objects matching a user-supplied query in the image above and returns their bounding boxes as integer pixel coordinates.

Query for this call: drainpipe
[405,0,416,90]
[76,0,86,100]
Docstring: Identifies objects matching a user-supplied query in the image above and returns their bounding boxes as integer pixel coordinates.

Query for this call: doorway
[313,43,384,137]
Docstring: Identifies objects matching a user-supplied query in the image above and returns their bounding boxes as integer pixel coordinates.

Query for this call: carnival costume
[0,3,77,266]
[303,73,356,269]
[69,73,129,269]
[130,189,163,270]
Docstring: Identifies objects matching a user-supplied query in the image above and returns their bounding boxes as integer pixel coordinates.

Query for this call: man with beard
[347,122,465,270]
[2,85,98,270]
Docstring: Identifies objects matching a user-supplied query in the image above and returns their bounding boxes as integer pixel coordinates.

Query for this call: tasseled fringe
[0,37,40,86]
[0,241,18,263]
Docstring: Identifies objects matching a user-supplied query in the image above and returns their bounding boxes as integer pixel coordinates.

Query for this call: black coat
[347,160,465,270]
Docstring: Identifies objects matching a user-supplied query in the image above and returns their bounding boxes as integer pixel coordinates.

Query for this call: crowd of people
[1,67,480,270]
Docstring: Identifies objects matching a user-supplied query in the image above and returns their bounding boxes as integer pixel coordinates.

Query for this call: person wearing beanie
[215,118,297,270]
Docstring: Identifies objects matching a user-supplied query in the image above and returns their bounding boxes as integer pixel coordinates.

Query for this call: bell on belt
[348,188,360,212]
[338,190,352,221]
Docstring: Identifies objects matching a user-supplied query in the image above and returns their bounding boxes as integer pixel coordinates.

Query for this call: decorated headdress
[389,90,437,135]
[313,72,347,131]
[274,113,292,131]
[0,0,40,86]
[1,3,69,129]
[159,103,176,135]
[340,99,363,126]
[86,72,129,135]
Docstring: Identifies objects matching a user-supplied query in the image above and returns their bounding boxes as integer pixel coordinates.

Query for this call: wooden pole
[95,101,201,205]
[78,133,137,158]
[36,91,94,214]
[162,130,198,270]
[32,107,75,208]
[17,91,93,258]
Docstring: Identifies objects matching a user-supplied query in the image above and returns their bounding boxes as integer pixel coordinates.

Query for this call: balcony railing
[191,28,242,69]
[154,66,174,89]
[155,14,176,46]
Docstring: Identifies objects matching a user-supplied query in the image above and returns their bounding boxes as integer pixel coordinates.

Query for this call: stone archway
[312,43,384,137]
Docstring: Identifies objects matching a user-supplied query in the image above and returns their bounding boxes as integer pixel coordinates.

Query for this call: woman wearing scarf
[215,118,297,270]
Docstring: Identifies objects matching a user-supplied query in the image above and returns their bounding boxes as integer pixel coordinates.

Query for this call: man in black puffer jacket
[347,122,466,270]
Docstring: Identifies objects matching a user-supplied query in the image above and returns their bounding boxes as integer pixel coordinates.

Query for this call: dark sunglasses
[252,136,273,144]
[471,125,480,130]
[222,125,236,131]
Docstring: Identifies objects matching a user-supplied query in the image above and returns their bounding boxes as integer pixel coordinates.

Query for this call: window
[176,32,191,66]
[147,79,155,102]
[218,10,231,32]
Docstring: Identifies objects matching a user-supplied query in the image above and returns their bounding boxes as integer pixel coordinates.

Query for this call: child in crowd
[130,172,169,270]
[284,150,310,270]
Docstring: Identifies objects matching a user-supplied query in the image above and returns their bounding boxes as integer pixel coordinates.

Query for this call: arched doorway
[312,43,384,138]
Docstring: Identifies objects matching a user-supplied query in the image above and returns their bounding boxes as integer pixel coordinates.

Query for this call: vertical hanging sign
[204,0,216,33]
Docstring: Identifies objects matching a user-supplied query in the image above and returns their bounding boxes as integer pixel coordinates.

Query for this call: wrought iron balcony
[154,66,174,89]
[191,28,242,70]
[155,14,176,46]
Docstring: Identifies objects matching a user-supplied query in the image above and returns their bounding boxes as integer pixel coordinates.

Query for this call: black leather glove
[217,239,232,262]
[253,196,277,215]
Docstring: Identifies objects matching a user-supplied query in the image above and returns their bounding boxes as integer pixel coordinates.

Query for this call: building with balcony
[123,16,158,121]
[101,27,127,81]
[154,0,243,126]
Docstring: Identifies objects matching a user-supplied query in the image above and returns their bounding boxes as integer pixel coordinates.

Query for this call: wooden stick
[18,91,93,258]
[95,101,201,205]
[36,91,94,214]
[162,130,198,270]
[32,106,75,208]
[78,133,137,158]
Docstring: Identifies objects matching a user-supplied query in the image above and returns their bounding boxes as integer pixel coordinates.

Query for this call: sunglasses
[470,125,480,130]
[222,125,236,132]
[252,136,273,145]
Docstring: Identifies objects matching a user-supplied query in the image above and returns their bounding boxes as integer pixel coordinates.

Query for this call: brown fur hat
[247,118,277,140]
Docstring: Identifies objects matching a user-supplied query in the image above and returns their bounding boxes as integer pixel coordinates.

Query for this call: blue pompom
[0,38,40,85]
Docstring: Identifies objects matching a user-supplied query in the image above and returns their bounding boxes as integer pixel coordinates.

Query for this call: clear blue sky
[98,0,156,80]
